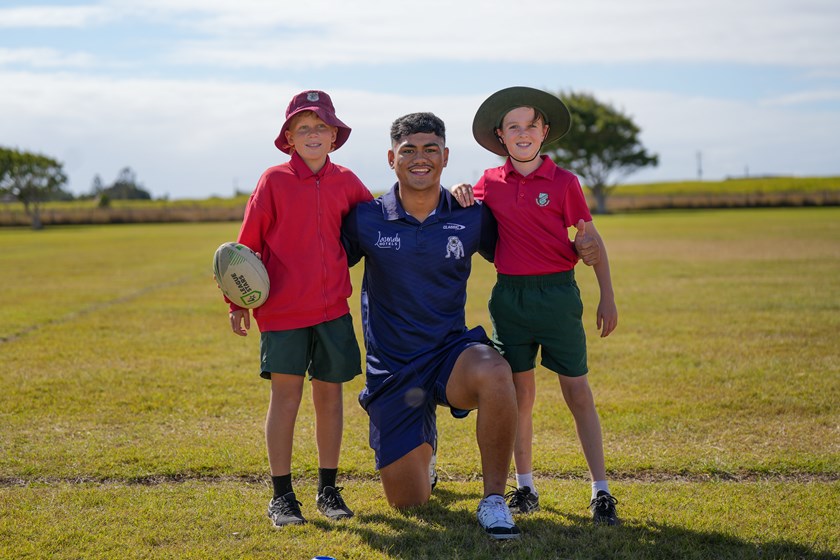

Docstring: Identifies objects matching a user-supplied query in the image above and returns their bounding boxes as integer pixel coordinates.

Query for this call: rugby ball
[213,242,270,309]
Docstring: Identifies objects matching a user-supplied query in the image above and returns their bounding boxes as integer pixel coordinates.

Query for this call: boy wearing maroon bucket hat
[225,90,373,527]
[453,86,620,525]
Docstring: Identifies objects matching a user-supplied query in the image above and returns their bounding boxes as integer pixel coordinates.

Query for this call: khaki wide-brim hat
[472,86,571,156]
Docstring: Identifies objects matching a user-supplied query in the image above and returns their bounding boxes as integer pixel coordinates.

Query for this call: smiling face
[284,111,338,172]
[388,132,449,194]
[496,106,549,162]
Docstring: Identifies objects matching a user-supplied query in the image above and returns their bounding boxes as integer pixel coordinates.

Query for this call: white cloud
[6,1,836,68]
[156,0,840,67]
[0,48,96,69]
[0,5,111,27]
[761,90,840,107]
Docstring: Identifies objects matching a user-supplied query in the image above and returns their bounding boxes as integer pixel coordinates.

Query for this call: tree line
[0,147,152,229]
[2,90,658,229]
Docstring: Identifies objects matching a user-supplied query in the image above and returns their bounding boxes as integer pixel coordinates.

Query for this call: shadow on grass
[313,487,834,560]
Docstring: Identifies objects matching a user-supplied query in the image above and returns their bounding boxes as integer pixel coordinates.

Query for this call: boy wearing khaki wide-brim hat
[454,86,619,525]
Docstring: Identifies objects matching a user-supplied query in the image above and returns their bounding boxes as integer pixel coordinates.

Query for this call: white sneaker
[429,435,438,490]
[429,452,438,490]
[476,494,521,540]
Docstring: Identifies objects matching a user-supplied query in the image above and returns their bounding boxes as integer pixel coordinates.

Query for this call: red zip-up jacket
[230,152,373,331]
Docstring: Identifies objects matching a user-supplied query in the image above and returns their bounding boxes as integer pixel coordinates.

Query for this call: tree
[99,166,152,200]
[545,91,659,214]
[0,146,68,230]
[91,174,105,195]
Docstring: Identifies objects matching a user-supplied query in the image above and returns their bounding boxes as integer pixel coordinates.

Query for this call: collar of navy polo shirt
[501,154,556,181]
[289,151,333,180]
[379,183,454,222]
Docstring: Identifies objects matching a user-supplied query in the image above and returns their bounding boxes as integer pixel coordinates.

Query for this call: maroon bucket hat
[274,90,351,154]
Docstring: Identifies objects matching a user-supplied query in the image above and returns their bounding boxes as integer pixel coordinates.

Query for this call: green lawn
[614,175,840,196]
[1,208,838,559]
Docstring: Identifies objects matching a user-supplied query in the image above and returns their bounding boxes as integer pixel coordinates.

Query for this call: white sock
[516,473,536,495]
[591,480,610,500]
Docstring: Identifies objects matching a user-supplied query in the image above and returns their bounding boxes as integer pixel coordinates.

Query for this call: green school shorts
[259,313,362,383]
[488,271,588,377]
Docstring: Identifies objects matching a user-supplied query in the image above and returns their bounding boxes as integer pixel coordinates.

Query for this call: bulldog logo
[445,236,464,260]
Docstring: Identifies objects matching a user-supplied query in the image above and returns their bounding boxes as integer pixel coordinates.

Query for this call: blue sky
[1,0,838,199]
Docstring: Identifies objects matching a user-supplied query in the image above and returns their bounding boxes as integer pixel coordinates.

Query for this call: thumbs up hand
[574,219,600,266]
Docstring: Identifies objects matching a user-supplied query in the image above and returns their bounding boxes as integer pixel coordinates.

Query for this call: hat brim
[472,86,571,156]
[274,106,351,154]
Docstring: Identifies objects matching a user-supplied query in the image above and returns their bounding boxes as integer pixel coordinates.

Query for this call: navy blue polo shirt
[342,184,496,388]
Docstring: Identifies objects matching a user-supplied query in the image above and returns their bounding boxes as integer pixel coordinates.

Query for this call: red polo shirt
[473,155,591,275]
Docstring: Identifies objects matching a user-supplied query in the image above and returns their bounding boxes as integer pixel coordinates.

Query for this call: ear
[387,149,395,168]
[442,146,449,168]
[328,127,338,152]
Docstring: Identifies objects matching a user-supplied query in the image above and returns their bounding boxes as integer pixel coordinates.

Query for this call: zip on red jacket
[230,152,373,331]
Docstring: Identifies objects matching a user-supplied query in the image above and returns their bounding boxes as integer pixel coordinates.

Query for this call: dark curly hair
[390,112,446,144]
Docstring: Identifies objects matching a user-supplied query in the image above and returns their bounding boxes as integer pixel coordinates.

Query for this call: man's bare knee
[380,444,432,509]
[387,491,430,510]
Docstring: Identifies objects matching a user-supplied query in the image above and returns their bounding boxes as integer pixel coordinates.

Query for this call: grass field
[1,208,838,559]
[614,175,840,196]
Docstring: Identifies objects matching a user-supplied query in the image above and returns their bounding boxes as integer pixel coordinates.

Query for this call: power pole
[696,151,703,181]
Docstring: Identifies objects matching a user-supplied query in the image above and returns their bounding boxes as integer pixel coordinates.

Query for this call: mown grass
[614,175,840,196]
[1,480,835,560]
[1,208,838,559]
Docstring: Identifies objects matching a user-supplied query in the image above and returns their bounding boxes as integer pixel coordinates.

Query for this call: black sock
[318,468,338,493]
[271,474,293,499]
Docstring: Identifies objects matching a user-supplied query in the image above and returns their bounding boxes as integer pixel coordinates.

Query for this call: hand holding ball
[213,242,270,309]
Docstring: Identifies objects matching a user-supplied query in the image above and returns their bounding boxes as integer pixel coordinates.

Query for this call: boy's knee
[562,379,594,408]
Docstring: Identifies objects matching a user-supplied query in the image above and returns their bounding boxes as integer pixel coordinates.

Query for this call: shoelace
[321,487,346,508]
[272,495,303,515]
[503,486,530,508]
[591,493,618,512]
[482,497,513,525]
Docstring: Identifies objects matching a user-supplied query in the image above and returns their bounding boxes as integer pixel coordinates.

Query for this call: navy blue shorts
[358,326,490,470]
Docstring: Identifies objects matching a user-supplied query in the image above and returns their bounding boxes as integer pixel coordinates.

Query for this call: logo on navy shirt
[443,223,466,230]
[537,193,550,207]
[375,231,401,250]
[445,236,464,259]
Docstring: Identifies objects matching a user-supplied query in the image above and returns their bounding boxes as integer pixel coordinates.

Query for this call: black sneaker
[504,486,540,515]
[590,490,619,525]
[316,486,354,520]
[267,492,306,527]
